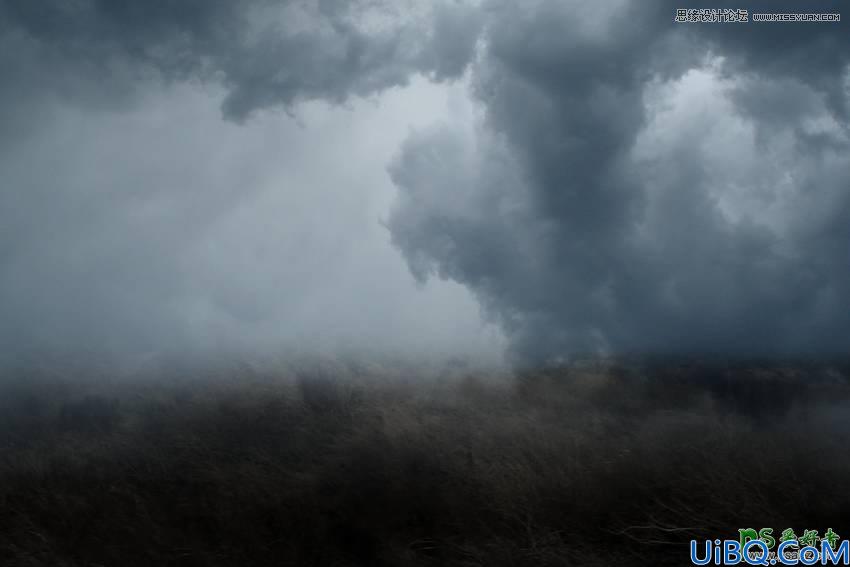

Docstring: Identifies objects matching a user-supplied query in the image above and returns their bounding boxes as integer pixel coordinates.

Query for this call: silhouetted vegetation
[1,357,849,566]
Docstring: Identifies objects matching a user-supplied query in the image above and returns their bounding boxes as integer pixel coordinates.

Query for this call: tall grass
[1,357,849,566]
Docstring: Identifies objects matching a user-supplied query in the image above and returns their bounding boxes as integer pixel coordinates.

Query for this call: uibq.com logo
[691,528,847,565]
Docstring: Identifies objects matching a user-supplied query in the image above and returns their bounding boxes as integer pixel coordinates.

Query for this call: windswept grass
[1,357,849,566]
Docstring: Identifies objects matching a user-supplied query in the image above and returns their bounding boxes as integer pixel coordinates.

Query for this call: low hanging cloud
[0,0,481,122]
[0,0,498,362]
[388,0,850,363]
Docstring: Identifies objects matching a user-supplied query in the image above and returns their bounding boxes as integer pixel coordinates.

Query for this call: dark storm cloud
[3,0,849,364]
[388,0,850,363]
[0,0,480,121]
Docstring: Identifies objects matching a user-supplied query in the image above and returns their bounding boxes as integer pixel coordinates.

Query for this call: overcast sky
[1,0,848,365]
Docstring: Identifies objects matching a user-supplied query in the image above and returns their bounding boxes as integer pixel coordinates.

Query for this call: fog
[0,74,505,362]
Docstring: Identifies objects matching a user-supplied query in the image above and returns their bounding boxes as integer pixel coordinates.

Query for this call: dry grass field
[2,356,850,566]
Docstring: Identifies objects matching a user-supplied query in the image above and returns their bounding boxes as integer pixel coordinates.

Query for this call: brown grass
[1,357,849,566]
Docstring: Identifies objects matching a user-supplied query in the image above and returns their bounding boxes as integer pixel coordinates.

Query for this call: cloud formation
[0,1,499,362]
[388,0,850,363]
[0,0,480,121]
[2,0,849,365]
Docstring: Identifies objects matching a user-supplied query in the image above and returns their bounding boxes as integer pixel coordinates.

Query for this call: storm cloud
[0,0,481,121]
[0,0,502,362]
[388,0,850,363]
[2,0,849,365]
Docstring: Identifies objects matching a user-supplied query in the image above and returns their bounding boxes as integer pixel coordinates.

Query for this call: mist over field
[1,0,850,565]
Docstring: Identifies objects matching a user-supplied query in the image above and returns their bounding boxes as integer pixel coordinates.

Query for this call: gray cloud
[388,0,850,363]
[0,80,503,361]
[0,0,499,362]
[3,0,849,366]
[0,0,480,121]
